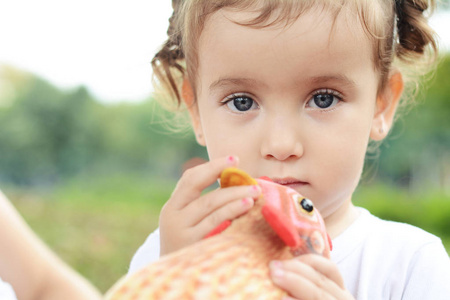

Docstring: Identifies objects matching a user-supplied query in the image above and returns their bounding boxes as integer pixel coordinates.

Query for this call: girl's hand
[270,254,354,300]
[159,156,261,256]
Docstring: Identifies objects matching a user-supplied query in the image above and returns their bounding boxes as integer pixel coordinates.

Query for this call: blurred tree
[0,66,105,184]
[0,65,205,186]
[438,0,450,9]
[367,56,450,192]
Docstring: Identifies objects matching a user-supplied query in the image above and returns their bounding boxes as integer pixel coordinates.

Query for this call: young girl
[129,0,450,298]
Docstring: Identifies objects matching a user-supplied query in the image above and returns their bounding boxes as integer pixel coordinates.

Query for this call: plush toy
[105,167,331,299]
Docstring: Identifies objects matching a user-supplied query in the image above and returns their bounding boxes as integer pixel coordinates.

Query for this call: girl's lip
[271,177,308,186]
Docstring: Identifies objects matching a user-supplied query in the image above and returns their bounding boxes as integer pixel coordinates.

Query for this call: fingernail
[227,155,236,165]
[242,197,254,207]
[270,260,282,268]
[249,185,261,197]
[270,261,284,278]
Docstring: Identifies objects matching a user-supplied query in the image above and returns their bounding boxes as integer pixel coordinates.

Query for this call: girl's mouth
[271,177,308,189]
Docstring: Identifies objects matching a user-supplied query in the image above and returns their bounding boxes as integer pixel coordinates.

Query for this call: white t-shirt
[0,277,17,300]
[331,208,450,299]
[128,207,450,299]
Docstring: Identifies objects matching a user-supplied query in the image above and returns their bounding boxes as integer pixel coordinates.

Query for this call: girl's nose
[260,119,304,161]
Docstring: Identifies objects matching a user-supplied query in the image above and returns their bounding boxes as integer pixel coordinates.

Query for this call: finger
[170,155,239,209]
[184,184,261,225]
[191,196,256,241]
[269,260,341,300]
[297,254,345,289]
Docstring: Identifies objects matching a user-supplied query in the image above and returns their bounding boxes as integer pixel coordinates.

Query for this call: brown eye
[300,198,314,213]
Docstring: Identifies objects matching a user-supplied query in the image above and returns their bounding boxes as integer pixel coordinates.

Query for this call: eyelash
[221,93,259,112]
[311,88,343,99]
[307,88,343,111]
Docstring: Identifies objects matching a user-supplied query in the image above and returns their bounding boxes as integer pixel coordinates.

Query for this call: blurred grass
[5,173,174,293]
[354,182,450,254]
[4,176,450,293]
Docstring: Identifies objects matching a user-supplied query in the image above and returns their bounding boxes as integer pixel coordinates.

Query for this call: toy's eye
[300,198,314,214]
[292,194,318,221]
[294,196,314,214]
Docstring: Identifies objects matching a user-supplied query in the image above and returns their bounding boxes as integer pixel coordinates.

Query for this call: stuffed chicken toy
[105,167,331,299]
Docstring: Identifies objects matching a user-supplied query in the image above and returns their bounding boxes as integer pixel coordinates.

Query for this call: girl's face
[190,8,382,219]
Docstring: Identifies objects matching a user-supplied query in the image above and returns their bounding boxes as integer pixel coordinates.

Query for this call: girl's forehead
[180,0,394,96]
[197,5,376,70]
[196,6,376,92]
[200,1,374,35]
[205,5,364,36]
[209,3,370,37]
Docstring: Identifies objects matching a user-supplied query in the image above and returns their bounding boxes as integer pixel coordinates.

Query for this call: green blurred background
[0,54,449,292]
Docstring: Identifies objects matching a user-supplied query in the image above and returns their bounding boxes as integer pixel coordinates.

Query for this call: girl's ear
[182,79,206,146]
[370,71,404,141]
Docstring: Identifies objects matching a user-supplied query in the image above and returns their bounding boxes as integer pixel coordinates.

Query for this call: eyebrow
[209,77,267,93]
[305,75,356,89]
[208,74,356,93]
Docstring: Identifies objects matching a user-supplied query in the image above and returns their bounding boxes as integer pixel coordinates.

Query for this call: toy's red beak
[261,203,303,250]
[261,201,332,256]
